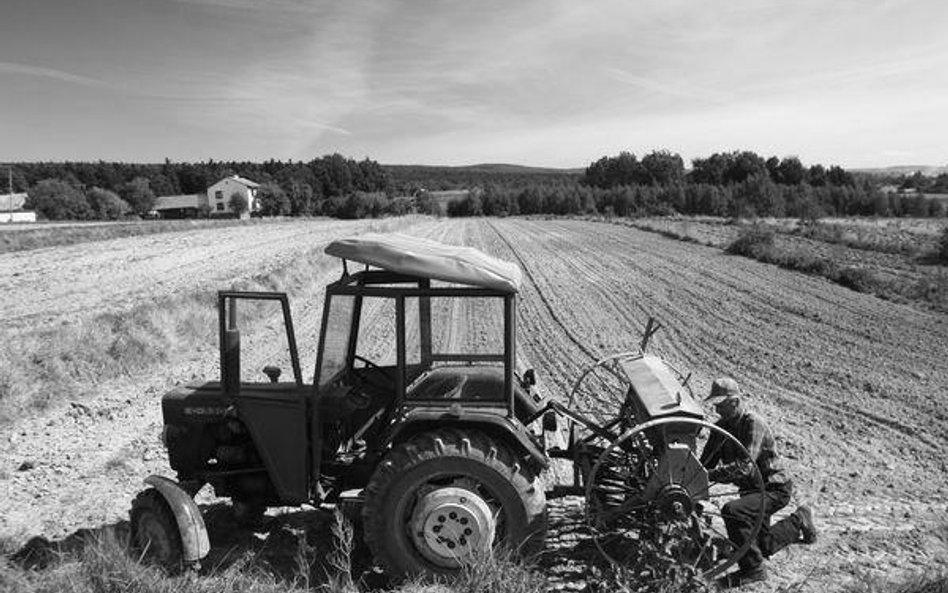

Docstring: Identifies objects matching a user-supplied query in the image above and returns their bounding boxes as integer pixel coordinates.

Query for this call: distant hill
[384,163,584,192]
[384,163,585,175]
[853,165,948,177]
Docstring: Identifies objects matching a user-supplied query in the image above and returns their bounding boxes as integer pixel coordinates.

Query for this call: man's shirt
[700,410,788,490]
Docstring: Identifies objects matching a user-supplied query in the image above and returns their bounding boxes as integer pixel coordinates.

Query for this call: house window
[216,203,224,211]
[215,190,223,201]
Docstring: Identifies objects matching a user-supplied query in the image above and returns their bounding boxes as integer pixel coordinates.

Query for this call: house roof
[325,233,523,293]
[218,175,259,189]
[154,194,203,210]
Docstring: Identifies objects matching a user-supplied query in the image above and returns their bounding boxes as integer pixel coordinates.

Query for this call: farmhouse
[0,192,37,223]
[152,193,207,219]
[153,175,260,219]
[207,175,260,218]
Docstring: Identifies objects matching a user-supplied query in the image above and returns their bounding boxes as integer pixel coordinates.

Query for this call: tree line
[7,150,946,221]
[445,150,947,219]
[13,154,392,220]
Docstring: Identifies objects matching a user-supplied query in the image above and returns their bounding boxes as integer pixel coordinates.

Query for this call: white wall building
[207,175,260,218]
[0,192,36,223]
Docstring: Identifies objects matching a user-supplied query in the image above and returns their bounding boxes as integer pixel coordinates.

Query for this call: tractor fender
[143,475,210,564]
[387,411,549,473]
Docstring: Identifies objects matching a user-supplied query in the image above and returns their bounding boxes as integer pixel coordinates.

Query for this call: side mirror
[522,369,536,388]
[262,365,282,383]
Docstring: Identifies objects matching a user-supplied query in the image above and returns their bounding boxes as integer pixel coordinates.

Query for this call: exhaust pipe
[222,298,240,397]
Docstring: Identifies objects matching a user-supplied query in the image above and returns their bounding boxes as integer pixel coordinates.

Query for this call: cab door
[220,291,309,504]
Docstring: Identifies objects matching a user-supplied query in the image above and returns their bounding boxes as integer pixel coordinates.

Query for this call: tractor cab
[313,235,549,488]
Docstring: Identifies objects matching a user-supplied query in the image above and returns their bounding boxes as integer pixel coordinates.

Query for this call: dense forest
[5,150,947,221]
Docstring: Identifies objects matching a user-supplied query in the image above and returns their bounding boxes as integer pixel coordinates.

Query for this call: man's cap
[706,377,742,402]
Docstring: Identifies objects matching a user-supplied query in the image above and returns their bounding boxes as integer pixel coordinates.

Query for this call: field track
[2,217,946,590]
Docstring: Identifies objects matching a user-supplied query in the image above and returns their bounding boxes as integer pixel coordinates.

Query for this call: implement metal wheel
[584,417,765,580]
[567,352,641,427]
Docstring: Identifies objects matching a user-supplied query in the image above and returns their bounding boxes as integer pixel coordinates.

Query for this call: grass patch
[722,225,948,312]
[0,292,216,424]
[842,572,948,593]
[724,223,776,257]
[1,513,550,593]
[0,528,314,593]
[0,219,264,254]
[939,227,948,264]
[727,225,840,277]
[794,221,925,256]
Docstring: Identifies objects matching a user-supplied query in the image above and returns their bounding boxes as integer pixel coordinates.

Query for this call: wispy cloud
[0,61,108,89]
[602,66,732,105]
[165,0,322,13]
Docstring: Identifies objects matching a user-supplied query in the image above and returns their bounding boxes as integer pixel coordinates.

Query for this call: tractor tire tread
[129,488,184,571]
[362,427,547,576]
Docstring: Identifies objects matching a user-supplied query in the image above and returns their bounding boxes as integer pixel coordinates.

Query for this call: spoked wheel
[129,489,184,571]
[362,428,546,576]
[585,417,765,580]
[566,353,696,444]
[567,351,642,428]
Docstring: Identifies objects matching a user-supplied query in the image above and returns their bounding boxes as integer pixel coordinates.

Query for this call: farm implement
[130,233,765,581]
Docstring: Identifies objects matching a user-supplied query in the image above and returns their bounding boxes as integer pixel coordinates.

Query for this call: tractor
[130,233,764,581]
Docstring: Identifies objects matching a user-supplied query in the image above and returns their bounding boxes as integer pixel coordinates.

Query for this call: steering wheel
[351,354,397,390]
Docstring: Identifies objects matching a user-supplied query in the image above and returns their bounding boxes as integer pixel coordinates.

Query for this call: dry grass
[0,218,259,254]
[0,529,312,593]
[0,245,323,426]
[841,572,948,593]
[0,217,418,425]
[0,512,548,593]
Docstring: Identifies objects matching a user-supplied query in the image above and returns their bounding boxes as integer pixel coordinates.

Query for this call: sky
[0,0,945,169]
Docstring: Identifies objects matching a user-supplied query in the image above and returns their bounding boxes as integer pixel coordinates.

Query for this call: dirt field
[2,217,947,591]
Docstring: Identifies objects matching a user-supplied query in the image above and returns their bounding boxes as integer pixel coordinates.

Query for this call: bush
[836,267,878,293]
[939,226,948,264]
[85,187,129,220]
[26,179,93,220]
[725,224,775,257]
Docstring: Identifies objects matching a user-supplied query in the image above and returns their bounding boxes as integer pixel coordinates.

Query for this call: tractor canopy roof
[325,233,523,293]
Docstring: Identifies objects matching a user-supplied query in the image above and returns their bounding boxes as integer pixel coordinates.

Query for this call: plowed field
[2,217,946,591]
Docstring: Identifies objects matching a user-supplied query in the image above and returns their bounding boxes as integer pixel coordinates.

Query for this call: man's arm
[707,414,765,483]
[700,430,723,469]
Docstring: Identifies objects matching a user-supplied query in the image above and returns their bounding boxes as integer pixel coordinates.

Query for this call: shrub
[85,187,129,220]
[26,179,93,220]
[939,226,948,264]
[836,267,878,293]
[725,224,775,257]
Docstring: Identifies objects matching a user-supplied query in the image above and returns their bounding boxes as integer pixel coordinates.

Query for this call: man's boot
[794,506,817,544]
[716,566,768,589]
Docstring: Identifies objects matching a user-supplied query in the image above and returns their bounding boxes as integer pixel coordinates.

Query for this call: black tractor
[131,233,766,581]
[130,234,550,575]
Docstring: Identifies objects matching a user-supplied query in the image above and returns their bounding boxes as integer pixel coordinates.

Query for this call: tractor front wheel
[362,428,546,576]
[129,488,183,571]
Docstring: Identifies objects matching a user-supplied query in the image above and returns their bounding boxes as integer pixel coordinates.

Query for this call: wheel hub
[657,484,695,521]
[410,486,495,568]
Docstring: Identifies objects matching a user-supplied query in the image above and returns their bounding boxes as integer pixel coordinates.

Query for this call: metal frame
[217,291,303,387]
[315,267,518,418]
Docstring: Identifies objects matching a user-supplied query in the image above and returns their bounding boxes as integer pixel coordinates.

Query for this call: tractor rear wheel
[232,498,267,529]
[362,428,546,576]
[129,488,183,571]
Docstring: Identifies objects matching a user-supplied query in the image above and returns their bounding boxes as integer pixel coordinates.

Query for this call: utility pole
[5,166,11,223]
